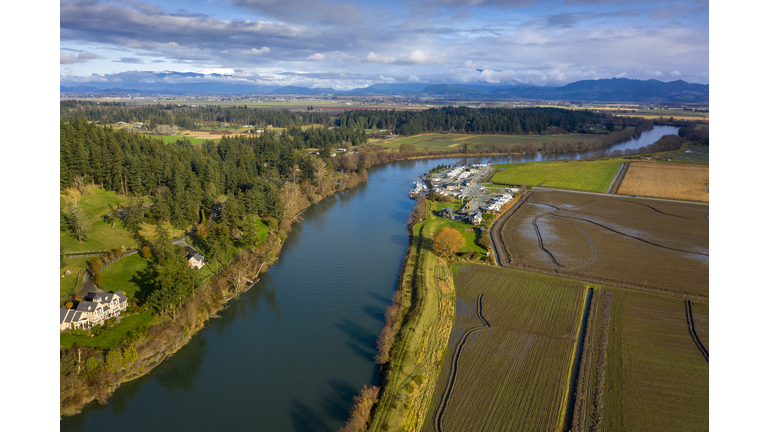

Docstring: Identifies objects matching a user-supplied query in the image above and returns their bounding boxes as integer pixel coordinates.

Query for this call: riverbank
[60,170,370,418]
[358,199,500,431]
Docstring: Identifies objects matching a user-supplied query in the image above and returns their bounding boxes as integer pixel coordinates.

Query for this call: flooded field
[495,191,709,299]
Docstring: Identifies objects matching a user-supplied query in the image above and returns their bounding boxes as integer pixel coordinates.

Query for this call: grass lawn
[61,218,139,252]
[100,253,152,300]
[490,159,624,192]
[142,134,215,144]
[60,257,92,299]
[430,202,486,255]
[60,310,158,350]
[61,187,126,221]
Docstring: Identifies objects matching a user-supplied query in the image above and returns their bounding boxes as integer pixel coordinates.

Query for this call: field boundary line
[561,288,593,432]
[685,300,709,362]
[607,162,628,194]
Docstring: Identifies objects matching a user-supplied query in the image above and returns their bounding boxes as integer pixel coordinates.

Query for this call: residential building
[60,291,128,331]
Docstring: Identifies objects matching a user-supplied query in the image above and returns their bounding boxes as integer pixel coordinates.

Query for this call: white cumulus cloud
[308,53,326,61]
[250,47,271,55]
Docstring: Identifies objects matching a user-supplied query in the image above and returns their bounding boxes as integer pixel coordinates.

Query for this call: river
[60,125,678,431]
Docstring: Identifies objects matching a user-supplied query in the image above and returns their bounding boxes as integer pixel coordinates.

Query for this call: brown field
[617,162,709,202]
[573,288,708,431]
[421,263,587,432]
[494,191,709,299]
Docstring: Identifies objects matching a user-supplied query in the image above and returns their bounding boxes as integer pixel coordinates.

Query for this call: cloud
[461,60,483,69]
[407,75,422,82]
[363,50,447,65]
[60,51,101,64]
[250,47,271,55]
[113,57,146,64]
[228,0,363,26]
[308,53,326,61]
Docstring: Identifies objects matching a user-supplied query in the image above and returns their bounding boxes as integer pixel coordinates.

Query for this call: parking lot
[424,164,521,215]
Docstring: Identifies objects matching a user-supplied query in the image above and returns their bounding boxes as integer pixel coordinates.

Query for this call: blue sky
[60,0,709,89]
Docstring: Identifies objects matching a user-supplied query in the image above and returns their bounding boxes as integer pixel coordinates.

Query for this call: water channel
[61,125,679,432]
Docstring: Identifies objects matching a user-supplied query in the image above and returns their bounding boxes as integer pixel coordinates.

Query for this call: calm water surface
[60,126,678,432]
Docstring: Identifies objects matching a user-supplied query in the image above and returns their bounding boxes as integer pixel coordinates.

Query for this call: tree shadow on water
[288,399,333,432]
[335,318,377,361]
[318,379,358,423]
[367,291,390,305]
[361,304,385,324]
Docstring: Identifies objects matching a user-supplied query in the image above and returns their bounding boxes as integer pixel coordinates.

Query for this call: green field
[60,310,158,350]
[60,257,92,299]
[577,288,709,431]
[489,159,624,192]
[100,253,152,300]
[142,134,215,144]
[665,144,709,164]
[60,218,139,252]
[65,188,127,221]
[381,133,590,151]
[421,263,587,431]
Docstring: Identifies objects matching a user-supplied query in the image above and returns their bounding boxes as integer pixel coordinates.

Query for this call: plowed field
[495,191,709,299]
[421,264,587,432]
[573,289,708,431]
[617,162,709,202]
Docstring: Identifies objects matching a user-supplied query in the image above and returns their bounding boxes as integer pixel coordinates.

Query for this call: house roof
[187,249,205,262]
[76,301,101,313]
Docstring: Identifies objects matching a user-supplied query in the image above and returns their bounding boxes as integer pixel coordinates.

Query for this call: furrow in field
[685,300,709,362]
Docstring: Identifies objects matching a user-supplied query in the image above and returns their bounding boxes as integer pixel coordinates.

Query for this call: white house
[60,291,128,331]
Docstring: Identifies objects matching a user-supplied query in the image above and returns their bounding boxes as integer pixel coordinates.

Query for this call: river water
[60,125,678,432]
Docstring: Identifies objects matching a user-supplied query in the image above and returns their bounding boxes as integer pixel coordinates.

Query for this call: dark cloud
[544,13,580,27]
[113,57,146,64]
[228,0,363,25]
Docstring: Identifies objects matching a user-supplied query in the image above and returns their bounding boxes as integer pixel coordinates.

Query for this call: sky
[59,0,709,89]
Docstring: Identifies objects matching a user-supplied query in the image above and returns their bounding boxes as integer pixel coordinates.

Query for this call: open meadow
[490,159,624,192]
[495,190,709,299]
[421,263,587,432]
[572,288,708,431]
[617,162,709,202]
[380,133,588,151]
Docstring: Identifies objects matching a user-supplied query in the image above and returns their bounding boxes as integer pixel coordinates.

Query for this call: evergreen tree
[67,201,89,242]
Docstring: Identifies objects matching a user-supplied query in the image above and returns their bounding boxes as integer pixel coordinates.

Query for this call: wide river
[61,125,679,431]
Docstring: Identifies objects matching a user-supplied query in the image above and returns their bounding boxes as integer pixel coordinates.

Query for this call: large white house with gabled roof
[59,291,128,332]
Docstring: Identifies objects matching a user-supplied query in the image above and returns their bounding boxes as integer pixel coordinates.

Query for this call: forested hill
[59,118,363,230]
[335,107,603,135]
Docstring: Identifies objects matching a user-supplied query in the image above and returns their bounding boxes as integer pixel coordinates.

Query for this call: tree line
[334,106,604,135]
[60,101,334,129]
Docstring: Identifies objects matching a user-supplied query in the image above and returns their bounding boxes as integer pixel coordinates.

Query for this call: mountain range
[61,78,708,103]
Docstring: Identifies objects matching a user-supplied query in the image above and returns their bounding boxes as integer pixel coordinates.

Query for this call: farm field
[617,162,709,202]
[380,132,588,151]
[490,159,624,192]
[421,263,587,432]
[573,288,708,431]
[494,190,709,299]
[665,144,709,164]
